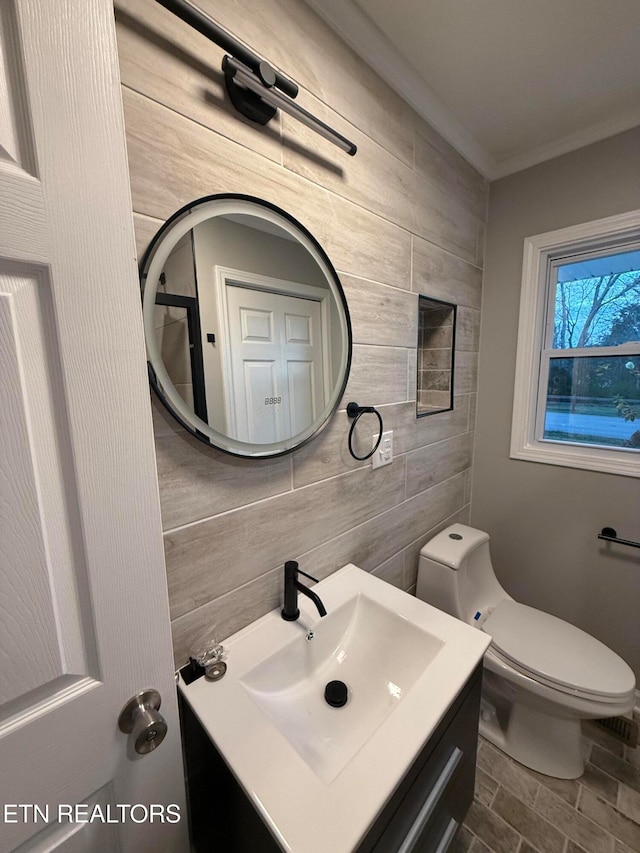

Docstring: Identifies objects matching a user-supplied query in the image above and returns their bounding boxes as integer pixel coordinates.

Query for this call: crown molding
[304,0,498,179]
[305,0,640,182]
[489,110,640,179]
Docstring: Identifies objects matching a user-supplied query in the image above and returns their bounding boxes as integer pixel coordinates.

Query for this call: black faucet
[281,560,327,621]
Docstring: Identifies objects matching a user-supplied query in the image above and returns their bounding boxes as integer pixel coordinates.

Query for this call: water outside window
[542,247,640,451]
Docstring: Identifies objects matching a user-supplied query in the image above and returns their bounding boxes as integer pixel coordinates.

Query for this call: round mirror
[141,195,352,457]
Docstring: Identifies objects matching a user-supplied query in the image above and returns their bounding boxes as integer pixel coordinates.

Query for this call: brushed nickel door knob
[118,689,167,755]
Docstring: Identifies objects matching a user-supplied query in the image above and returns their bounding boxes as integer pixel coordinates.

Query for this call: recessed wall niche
[417,296,456,416]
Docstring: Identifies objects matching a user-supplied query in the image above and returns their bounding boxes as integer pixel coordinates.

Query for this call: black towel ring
[346,401,384,461]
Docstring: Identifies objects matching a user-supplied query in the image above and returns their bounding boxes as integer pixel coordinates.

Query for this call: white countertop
[179,564,490,853]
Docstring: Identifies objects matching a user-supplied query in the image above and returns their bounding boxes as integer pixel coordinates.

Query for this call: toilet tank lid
[419,524,490,570]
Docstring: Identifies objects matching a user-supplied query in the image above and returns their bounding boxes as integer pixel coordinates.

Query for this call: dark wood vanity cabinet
[179,664,482,853]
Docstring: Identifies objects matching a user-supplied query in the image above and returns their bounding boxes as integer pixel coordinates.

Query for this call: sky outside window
[552,248,640,349]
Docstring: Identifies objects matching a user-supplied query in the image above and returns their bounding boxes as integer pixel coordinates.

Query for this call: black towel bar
[597,527,640,549]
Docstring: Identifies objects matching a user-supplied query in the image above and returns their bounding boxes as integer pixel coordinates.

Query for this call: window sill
[510,439,639,478]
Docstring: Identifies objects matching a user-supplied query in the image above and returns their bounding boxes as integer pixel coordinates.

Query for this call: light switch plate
[372,430,393,469]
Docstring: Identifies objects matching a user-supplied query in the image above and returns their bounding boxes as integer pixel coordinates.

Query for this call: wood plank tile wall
[115,0,488,665]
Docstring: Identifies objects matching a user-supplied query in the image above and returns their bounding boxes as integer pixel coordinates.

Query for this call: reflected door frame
[154,292,208,423]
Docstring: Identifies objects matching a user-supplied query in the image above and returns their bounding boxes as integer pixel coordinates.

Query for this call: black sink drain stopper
[324,680,348,707]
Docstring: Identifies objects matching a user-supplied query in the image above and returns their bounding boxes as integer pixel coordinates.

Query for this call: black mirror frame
[140,194,353,458]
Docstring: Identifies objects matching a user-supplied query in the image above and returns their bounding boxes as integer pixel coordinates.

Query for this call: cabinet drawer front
[397,747,462,853]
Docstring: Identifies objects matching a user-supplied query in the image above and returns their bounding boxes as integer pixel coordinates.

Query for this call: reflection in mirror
[416,296,456,416]
[142,196,352,458]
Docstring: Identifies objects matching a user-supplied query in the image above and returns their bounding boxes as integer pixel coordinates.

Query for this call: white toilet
[416,523,636,779]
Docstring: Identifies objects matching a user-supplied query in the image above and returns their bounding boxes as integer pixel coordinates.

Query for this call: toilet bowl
[416,523,636,779]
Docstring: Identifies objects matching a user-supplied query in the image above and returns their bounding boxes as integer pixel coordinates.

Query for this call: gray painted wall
[472,127,640,681]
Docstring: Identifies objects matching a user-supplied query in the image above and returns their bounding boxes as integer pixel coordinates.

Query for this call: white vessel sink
[179,563,490,853]
[240,592,445,782]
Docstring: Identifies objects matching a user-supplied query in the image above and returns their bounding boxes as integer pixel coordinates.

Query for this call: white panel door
[225,285,325,443]
[0,2,187,851]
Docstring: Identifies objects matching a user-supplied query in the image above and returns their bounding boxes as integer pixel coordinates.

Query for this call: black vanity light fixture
[154,0,357,156]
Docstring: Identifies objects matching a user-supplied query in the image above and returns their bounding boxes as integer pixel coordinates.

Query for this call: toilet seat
[481,600,635,701]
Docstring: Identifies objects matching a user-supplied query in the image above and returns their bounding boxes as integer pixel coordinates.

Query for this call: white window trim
[511,209,640,478]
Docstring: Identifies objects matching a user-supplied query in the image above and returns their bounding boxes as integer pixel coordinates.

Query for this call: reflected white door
[225,285,326,443]
[0,2,187,851]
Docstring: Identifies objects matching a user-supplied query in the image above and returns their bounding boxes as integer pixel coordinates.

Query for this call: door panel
[13,786,120,853]
[242,359,280,443]
[0,269,68,706]
[240,306,275,342]
[285,311,313,344]
[287,360,315,436]
[1,264,97,713]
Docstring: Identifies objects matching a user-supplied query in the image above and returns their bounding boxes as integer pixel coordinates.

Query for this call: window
[511,210,640,477]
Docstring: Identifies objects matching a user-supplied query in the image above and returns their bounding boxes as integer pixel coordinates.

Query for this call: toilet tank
[416,524,508,623]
